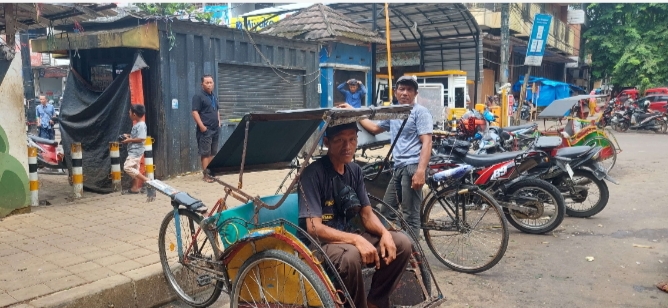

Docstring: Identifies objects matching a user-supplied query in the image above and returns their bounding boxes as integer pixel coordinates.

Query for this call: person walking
[191,75,221,182]
[35,96,56,140]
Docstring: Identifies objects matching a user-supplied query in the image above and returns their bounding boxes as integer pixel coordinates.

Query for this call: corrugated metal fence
[152,21,320,179]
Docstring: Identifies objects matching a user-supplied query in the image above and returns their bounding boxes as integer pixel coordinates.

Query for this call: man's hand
[411,169,426,190]
[49,120,54,126]
[358,80,363,85]
[354,235,380,269]
[199,125,208,133]
[337,103,354,109]
[378,231,397,266]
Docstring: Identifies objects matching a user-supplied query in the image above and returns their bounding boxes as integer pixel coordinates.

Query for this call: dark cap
[396,76,419,90]
[325,122,360,138]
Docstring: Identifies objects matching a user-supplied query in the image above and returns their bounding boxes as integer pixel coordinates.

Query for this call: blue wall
[319,43,372,108]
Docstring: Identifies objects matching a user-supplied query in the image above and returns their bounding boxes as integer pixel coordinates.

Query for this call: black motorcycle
[596,100,616,129]
[524,136,618,218]
[611,103,667,133]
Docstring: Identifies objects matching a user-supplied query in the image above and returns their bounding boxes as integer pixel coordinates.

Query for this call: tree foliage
[584,3,668,91]
[133,3,222,25]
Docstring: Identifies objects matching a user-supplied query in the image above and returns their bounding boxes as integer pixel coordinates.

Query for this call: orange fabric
[129,70,147,186]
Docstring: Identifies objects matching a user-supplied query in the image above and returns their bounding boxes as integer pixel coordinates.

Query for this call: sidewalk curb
[25,263,177,308]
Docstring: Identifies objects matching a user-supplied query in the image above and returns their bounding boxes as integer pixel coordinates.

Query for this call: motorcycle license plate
[565,163,574,179]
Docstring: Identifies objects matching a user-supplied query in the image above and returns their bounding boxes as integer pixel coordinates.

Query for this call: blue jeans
[380,163,424,237]
[39,126,55,140]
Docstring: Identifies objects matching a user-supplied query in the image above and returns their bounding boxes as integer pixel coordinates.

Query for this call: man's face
[349,84,358,93]
[396,83,417,105]
[202,77,214,94]
[324,129,358,164]
[39,96,47,105]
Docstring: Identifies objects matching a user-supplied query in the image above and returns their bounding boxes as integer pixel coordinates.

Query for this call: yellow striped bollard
[28,146,39,206]
[110,142,121,191]
[451,115,458,133]
[145,136,154,180]
[71,143,83,198]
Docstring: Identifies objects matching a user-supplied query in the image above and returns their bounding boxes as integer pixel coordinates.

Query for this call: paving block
[94,254,130,267]
[28,275,135,308]
[8,284,53,302]
[75,268,117,283]
[44,275,86,293]
[64,262,101,275]
[119,247,153,259]
[50,256,88,268]
[134,253,160,266]
[0,292,18,307]
[108,259,144,274]
[78,249,114,262]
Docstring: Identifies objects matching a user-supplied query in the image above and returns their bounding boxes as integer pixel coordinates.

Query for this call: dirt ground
[426,130,668,308]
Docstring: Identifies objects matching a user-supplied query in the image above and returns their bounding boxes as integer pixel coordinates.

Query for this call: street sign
[524,14,553,66]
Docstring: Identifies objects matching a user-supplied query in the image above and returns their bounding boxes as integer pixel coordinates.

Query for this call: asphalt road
[162,129,668,308]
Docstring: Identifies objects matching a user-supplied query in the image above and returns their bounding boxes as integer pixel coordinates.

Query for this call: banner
[203,5,229,25]
[524,13,552,66]
[230,14,283,30]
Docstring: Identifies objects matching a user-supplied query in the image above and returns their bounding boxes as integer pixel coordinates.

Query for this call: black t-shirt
[191,89,219,129]
[298,156,371,238]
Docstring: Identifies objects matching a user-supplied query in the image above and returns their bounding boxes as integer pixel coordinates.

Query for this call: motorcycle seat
[533,136,563,149]
[29,135,58,146]
[554,146,593,159]
[500,123,537,133]
[172,192,207,212]
[462,150,525,167]
[635,113,654,122]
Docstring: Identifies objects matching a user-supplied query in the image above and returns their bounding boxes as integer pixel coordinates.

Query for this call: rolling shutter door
[218,64,306,120]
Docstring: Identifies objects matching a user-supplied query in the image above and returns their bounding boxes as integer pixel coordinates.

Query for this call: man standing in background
[191,75,221,183]
[36,95,56,140]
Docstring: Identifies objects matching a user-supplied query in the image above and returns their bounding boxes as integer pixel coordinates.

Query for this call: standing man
[191,74,221,183]
[35,95,56,140]
[340,76,433,237]
[337,79,367,108]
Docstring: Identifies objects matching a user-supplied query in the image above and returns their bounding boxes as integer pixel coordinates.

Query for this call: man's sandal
[121,189,140,195]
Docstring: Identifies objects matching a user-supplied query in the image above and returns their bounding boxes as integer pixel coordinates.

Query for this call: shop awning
[30,22,159,53]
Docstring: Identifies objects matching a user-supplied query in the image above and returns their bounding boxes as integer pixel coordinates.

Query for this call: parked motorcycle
[523,136,618,218]
[596,100,616,129]
[27,134,67,173]
[611,100,667,133]
[433,138,566,234]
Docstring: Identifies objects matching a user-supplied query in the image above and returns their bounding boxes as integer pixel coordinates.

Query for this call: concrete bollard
[110,142,121,191]
[451,115,458,133]
[144,136,154,180]
[71,143,83,198]
[28,146,39,206]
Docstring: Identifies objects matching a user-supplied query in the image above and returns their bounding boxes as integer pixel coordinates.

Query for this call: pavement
[0,167,298,308]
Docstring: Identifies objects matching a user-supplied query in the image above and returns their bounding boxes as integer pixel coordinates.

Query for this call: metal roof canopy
[537,94,608,119]
[0,3,118,32]
[242,3,482,106]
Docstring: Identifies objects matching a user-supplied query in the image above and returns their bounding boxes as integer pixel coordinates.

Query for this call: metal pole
[474,34,480,107]
[371,3,377,106]
[500,3,510,127]
[384,3,393,102]
[500,3,510,84]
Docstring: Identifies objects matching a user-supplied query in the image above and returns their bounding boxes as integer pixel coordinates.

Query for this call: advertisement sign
[524,13,552,66]
[203,5,229,25]
[230,14,285,31]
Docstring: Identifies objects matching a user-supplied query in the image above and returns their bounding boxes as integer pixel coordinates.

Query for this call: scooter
[27,134,67,173]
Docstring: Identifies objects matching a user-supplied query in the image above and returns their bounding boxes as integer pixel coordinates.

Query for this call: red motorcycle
[431,139,566,234]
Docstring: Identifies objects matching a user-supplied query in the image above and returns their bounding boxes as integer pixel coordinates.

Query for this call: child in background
[121,104,151,195]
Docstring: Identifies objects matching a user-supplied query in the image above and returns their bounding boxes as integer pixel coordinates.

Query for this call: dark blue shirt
[337,82,367,108]
[192,89,219,129]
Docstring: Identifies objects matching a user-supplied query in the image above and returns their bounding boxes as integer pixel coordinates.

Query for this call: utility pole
[499,3,510,127]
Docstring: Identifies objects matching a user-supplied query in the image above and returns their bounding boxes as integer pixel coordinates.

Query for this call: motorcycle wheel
[554,170,609,218]
[502,179,566,234]
[613,120,629,132]
[656,120,667,134]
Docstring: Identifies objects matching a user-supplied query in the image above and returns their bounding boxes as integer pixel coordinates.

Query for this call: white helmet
[643,99,650,108]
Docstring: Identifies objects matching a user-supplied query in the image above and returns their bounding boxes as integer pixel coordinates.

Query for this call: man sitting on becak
[298,122,412,308]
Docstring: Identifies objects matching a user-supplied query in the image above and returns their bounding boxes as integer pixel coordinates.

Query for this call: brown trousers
[321,231,412,308]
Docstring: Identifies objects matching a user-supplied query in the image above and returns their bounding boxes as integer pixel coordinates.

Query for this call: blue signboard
[203,5,229,25]
[524,13,552,66]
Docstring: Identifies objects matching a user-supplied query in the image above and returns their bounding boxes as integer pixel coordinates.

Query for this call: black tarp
[60,52,147,193]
